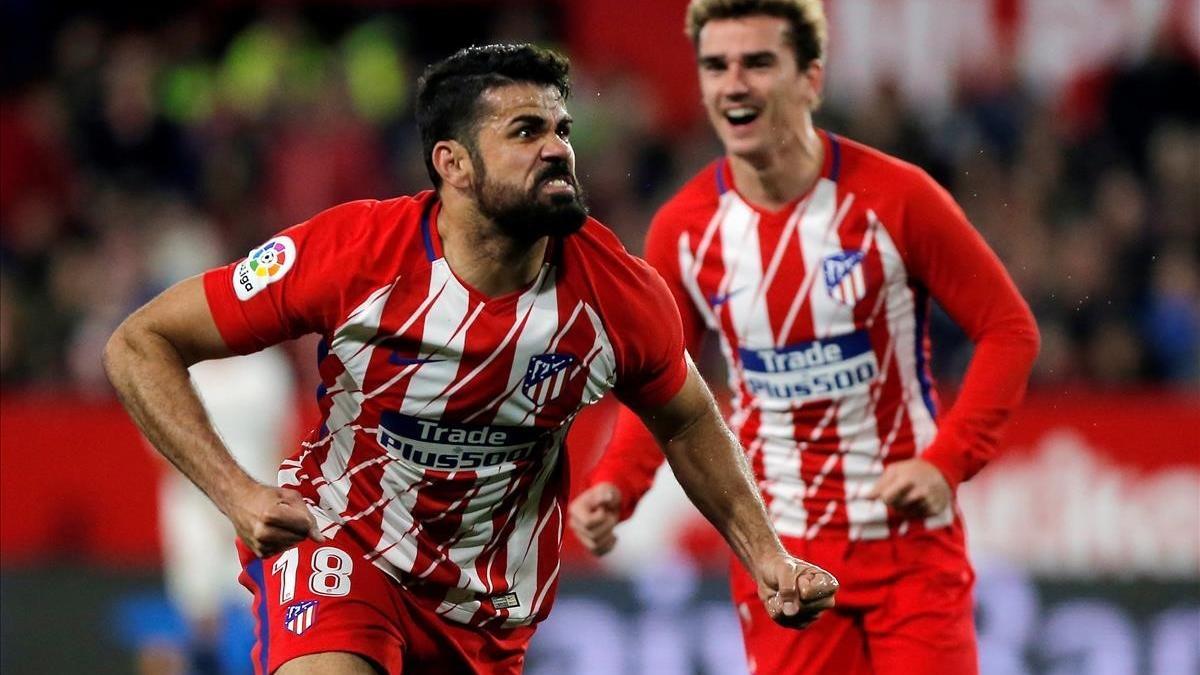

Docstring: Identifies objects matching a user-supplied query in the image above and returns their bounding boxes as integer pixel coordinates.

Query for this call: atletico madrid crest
[522,353,577,405]
[284,600,318,635]
[822,251,867,306]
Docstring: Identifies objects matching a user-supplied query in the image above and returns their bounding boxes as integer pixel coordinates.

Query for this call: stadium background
[1,0,1197,673]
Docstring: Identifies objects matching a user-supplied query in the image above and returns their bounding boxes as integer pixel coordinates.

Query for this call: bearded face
[471,150,589,242]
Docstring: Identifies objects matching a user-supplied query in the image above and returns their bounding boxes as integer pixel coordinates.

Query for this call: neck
[436,193,548,297]
[727,123,823,211]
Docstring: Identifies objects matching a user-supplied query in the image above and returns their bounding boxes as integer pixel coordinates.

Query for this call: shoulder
[831,133,938,199]
[283,192,432,267]
[565,218,659,285]
[298,192,431,243]
[561,219,675,315]
[562,219,685,391]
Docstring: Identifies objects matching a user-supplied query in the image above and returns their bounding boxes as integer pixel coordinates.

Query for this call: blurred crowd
[1,4,1197,395]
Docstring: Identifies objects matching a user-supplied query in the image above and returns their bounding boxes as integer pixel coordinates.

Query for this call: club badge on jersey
[284,600,318,635]
[522,353,576,405]
[822,250,867,306]
[233,236,297,300]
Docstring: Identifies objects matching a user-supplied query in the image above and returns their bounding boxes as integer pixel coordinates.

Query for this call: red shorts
[237,537,534,674]
[729,525,978,675]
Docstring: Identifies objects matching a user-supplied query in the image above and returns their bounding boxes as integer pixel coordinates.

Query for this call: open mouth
[539,176,576,193]
[724,107,761,126]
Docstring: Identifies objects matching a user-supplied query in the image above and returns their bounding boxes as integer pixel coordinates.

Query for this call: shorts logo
[522,353,577,405]
[233,236,296,300]
[822,250,866,306]
[284,599,318,635]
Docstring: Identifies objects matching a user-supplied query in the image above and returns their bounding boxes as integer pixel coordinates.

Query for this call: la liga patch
[233,236,296,300]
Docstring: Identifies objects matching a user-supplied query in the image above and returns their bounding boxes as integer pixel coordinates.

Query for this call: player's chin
[537,201,588,236]
[722,134,766,160]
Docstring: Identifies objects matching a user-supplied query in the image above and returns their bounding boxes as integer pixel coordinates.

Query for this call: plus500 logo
[376,412,550,470]
[738,330,878,402]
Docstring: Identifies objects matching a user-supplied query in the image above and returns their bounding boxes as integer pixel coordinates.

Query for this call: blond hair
[686,0,827,66]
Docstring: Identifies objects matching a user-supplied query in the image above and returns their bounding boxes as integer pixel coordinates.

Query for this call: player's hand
[231,483,325,558]
[868,458,952,517]
[756,555,838,629]
[568,482,622,556]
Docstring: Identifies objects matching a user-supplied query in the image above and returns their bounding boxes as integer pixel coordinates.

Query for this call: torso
[224,192,682,627]
[653,131,952,541]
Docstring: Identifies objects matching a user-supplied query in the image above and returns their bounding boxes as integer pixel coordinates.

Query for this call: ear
[432,140,474,190]
[801,59,825,109]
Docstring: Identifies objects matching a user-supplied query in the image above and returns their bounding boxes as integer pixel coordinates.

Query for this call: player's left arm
[625,360,838,628]
[871,170,1040,516]
[571,213,712,555]
[606,258,836,628]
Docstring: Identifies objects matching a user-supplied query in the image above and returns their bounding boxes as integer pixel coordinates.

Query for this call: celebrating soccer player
[569,2,1040,673]
[104,43,836,674]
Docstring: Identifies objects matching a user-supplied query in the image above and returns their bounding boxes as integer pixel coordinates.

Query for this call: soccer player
[104,44,837,675]
[568,2,1040,674]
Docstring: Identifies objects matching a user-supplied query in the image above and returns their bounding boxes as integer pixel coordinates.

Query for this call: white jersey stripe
[362,279,451,399]
[679,233,722,332]
[776,186,853,345]
[748,196,809,331]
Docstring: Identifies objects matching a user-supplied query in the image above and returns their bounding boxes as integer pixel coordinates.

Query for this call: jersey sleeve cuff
[203,267,264,354]
[920,435,969,492]
[618,356,689,410]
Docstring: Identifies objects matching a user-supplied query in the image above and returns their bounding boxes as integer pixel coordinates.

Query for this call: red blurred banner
[2,390,1197,571]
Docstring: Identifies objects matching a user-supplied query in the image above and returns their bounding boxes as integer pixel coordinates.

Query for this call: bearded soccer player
[569,2,1040,674]
[104,44,836,675]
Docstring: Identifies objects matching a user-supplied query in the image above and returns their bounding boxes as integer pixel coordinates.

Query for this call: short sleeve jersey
[203,191,687,627]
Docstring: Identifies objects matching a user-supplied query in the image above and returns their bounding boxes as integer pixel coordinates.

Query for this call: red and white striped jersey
[589,131,1038,542]
[204,191,687,627]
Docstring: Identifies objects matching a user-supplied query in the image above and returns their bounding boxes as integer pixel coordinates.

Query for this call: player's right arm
[103,276,322,558]
[105,201,379,558]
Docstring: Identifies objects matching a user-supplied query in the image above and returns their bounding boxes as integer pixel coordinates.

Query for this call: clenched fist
[568,482,623,556]
[230,484,325,558]
[756,555,838,629]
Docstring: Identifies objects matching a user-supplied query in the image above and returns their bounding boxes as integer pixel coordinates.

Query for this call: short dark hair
[415,43,571,188]
[686,0,826,67]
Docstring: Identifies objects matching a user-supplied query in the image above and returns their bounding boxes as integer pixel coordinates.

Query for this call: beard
[472,157,589,242]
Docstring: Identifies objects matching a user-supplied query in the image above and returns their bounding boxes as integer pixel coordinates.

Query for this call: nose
[540,132,572,162]
[721,63,751,98]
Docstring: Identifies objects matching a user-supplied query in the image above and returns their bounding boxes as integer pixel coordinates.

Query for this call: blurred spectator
[0,3,1195,395]
[1144,251,1200,385]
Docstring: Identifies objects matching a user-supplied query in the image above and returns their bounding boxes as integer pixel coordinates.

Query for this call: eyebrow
[699,50,779,65]
[506,113,573,128]
[744,51,777,64]
[508,114,548,128]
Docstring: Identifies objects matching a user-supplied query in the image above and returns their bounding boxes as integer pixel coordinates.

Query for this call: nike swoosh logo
[389,353,446,366]
[708,287,746,307]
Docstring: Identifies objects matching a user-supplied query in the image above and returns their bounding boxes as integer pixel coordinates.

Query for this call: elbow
[103,315,155,388]
[973,310,1041,370]
[1018,311,1042,365]
[102,320,134,387]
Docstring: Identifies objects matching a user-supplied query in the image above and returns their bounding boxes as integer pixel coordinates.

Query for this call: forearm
[922,317,1039,487]
[661,402,785,570]
[103,320,257,516]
